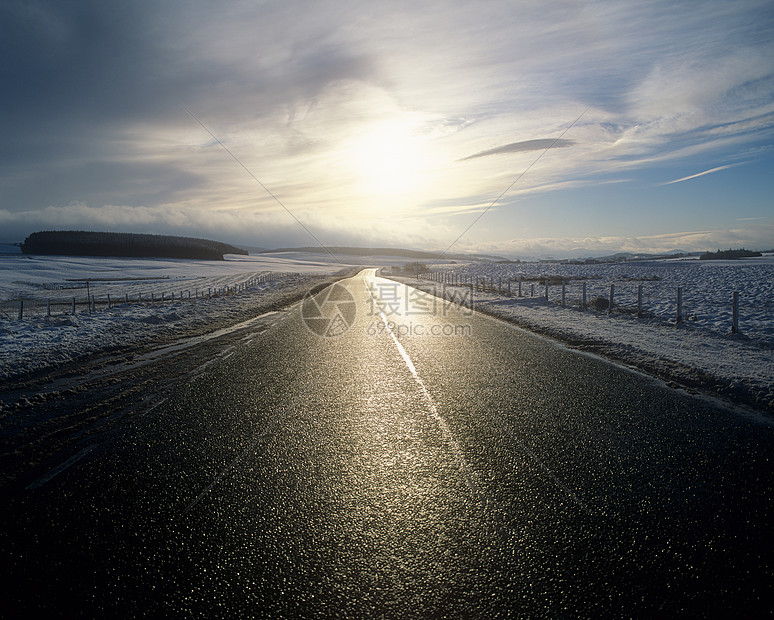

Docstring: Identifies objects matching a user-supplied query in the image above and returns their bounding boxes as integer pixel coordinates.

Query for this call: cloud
[0,160,205,212]
[1,0,773,253]
[460,139,576,161]
[664,164,739,185]
[0,0,377,207]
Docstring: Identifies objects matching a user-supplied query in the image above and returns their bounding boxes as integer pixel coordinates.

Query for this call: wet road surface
[1,269,773,617]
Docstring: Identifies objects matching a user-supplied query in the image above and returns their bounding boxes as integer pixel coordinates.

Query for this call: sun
[346,119,432,209]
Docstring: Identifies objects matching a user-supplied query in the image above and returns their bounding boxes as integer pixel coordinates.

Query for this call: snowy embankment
[0,275,344,384]
[385,258,774,413]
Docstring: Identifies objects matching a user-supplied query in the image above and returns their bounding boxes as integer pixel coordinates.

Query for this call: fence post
[561,281,566,307]
[107,294,111,309]
[545,279,549,300]
[608,284,614,315]
[637,285,643,318]
[125,293,129,303]
[732,291,739,334]
[582,281,586,311]
[676,287,683,323]
[531,283,535,297]
[518,277,522,297]
[18,300,23,320]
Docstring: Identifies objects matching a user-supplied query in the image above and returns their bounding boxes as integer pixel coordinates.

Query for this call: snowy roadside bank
[0,272,353,386]
[384,274,774,414]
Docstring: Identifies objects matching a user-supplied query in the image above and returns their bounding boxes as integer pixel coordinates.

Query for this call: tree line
[699,248,762,260]
[21,231,248,260]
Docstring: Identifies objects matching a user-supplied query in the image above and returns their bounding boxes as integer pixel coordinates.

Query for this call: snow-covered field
[0,249,352,382]
[1,247,772,413]
[408,256,774,344]
[0,249,341,306]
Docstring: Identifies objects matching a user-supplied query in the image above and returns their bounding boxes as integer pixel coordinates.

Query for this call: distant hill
[21,231,248,260]
[261,246,508,262]
[241,245,271,254]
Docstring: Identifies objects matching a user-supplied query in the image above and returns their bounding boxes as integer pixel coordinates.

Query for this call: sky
[1,0,773,259]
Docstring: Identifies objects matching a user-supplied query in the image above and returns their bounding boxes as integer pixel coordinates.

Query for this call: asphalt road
[1,269,773,617]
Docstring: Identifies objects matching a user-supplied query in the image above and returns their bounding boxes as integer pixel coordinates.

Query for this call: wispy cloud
[663,164,739,185]
[460,139,576,161]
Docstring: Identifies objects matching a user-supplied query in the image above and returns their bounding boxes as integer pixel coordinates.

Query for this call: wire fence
[417,271,774,338]
[0,272,300,320]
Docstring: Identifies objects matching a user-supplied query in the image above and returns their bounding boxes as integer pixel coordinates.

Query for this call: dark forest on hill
[21,231,248,260]
[699,248,762,260]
